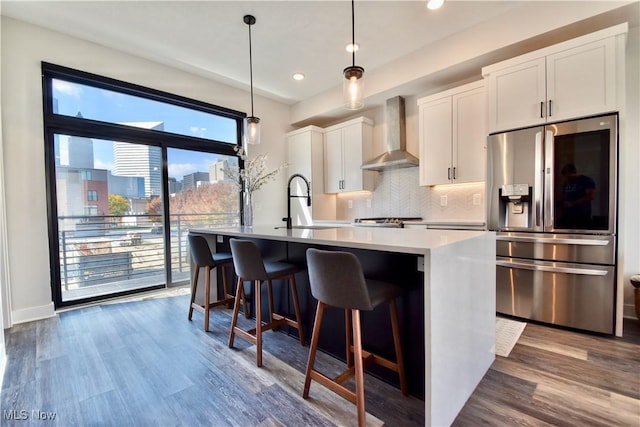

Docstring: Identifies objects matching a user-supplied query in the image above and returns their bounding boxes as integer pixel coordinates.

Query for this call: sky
[53,79,238,179]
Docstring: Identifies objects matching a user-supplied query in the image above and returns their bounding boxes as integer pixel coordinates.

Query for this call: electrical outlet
[216,235,223,243]
[473,194,481,205]
[348,199,353,209]
[366,199,372,208]
[440,195,447,206]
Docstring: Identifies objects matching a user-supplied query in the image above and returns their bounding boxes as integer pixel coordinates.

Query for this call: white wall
[620,24,640,323]
[0,16,290,325]
[0,27,8,381]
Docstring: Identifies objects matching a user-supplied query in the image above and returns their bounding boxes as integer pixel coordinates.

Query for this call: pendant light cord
[351,0,356,68]
[248,21,255,117]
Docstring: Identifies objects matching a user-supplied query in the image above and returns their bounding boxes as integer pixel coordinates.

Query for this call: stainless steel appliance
[487,113,618,334]
[352,217,422,228]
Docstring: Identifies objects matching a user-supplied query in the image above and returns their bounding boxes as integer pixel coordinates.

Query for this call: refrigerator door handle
[496,259,609,276]
[534,131,544,229]
[496,235,610,245]
[544,129,555,231]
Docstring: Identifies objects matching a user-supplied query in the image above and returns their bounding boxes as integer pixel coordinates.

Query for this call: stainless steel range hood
[361,96,419,171]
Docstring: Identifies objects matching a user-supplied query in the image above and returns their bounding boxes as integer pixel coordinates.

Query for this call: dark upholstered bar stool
[228,238,305,367]
[304,248,407,427]
[187,234,247,331]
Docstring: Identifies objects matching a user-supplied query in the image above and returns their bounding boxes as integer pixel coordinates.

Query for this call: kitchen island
[190,225,496,427]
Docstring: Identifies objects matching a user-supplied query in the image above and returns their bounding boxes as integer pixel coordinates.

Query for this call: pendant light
[243,14,260,145]
[343,0,364,110]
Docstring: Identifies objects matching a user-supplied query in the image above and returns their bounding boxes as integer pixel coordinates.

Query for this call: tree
[146,196,163,222]
[108,194,130,216]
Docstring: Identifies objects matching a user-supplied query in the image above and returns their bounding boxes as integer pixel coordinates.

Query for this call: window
[51,77,238,144]
[43,62,245,308]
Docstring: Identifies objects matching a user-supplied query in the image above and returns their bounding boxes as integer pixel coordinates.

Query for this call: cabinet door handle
[548,100,552,116]
[447,168,451,180]
[540,101,544,118]
[453,167,456,180]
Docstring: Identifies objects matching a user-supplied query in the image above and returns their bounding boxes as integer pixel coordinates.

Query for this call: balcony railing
[58,212,238,301]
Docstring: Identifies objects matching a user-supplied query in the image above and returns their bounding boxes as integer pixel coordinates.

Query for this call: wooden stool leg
[221,264,232,308]
[255,279,263,367]
[352,309,366,427]
[204,266,212,331]
[289,274,305,346]
[228,276,244,348]
[240,282,250,319]
[390,299,408,396]
[267,280,275,323]
[188,266,200,320]
[303,302,325,398]
[345,309,353,368]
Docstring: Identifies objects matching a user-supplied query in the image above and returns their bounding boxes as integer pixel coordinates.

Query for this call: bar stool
[303,248,407,427]
[187,234,247,331]
[228,238,305,367]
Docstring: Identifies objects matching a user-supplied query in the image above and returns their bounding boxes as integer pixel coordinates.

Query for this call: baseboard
[11,302,55,324]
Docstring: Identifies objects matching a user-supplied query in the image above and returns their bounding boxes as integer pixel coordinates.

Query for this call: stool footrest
[244,315,298,336]
[232,327,257,344]
[348,347,399,374]
[190,295,235,312]
[309,370,357,404]
[334,366,356,385]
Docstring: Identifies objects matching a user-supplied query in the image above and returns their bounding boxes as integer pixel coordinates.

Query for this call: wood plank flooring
[1,291,639,426]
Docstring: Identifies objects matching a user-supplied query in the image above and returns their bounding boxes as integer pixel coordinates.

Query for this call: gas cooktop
[352,217,423,228]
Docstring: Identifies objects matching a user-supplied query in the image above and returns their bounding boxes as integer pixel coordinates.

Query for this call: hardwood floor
[1,292,638,426]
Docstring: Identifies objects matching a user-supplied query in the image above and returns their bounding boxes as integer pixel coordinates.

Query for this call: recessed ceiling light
[426,0,445,10]
[345,43,359,53]
[292,73,305,81]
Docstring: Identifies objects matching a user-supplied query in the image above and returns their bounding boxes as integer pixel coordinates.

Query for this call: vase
[243,191,253,228]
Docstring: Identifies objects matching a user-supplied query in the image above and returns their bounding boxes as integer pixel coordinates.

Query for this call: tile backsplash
[335,168,485,222]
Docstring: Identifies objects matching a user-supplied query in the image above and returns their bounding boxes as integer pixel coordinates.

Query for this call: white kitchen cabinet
[323,117,374,193]
[483,24,627,133]
[418,80,487,186]
[286,126,335,222]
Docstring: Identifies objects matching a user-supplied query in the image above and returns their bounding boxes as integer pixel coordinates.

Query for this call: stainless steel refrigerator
[487,113,618,334]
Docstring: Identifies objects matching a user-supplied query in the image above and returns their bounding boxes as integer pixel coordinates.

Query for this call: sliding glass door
[43,62,244,307]
[54,136,166,301]
[167,148,239,285]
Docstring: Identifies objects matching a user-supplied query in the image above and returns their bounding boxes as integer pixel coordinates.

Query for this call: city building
[112,122,163,197]
[182,171,209,190]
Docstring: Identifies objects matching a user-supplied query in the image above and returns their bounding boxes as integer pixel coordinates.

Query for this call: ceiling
[1,0,536,104]
[1,0,636,124]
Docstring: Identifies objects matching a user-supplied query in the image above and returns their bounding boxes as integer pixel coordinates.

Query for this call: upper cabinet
[418,80,487,186]
[323,117,374,193]
[286,126,335,221]
[482,23,627,133]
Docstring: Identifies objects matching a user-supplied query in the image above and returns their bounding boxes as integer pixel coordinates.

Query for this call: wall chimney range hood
[361,96,419,171]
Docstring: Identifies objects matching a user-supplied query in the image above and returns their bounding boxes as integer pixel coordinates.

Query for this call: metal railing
[58,212,238,300]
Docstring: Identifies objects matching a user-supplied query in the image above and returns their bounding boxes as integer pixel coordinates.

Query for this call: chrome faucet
[283,173,311,229]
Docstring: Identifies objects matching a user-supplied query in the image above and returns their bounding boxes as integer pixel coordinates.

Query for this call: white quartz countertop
[189,225,492,255]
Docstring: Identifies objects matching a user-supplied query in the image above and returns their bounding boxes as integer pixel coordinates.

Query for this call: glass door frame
[42,63,245,309]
